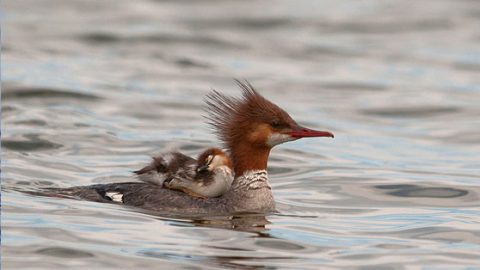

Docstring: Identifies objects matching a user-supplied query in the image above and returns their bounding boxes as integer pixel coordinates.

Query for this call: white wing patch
[105,192,124,203]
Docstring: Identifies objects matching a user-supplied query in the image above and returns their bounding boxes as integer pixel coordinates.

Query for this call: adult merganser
[55,81,334,214]
[164,148,234,198]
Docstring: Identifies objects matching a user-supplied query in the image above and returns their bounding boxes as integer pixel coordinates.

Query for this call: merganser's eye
[271,120,281,128]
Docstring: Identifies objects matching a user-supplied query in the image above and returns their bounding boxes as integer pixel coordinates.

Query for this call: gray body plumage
[56,170,274,215]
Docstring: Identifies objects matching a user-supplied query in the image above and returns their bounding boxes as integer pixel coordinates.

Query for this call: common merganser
[54,81,334,214]
[163,148,234,198]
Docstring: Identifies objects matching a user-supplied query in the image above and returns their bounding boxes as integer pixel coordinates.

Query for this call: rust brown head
[205,80,333,175]
[196,147,233,173]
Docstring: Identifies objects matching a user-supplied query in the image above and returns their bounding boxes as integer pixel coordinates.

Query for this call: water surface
[2,0,480,269]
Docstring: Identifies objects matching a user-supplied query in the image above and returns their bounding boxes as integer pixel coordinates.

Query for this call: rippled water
[2,0,480,269]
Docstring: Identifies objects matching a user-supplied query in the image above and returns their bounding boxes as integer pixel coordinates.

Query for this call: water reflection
[337,181,480,208]
[36,247,95,258]
[361,106,460,118]
[3,84,100,100]
[375,184,468,198]
[146,212,272,234]
[192,215,271,233]
[3,134,63,151]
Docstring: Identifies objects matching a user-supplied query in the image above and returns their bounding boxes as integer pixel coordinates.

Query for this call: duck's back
[49,171,274,215]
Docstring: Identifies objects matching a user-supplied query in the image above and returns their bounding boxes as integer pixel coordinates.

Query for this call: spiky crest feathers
[205,80,295,148]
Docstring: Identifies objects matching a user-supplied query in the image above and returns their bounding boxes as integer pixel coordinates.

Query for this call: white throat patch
[267,133,294,147]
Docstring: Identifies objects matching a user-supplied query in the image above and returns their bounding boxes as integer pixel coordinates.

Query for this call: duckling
[164,148,234,198]
[133,152,196,186]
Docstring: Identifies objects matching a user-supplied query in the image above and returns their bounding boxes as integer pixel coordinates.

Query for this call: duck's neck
[223,143,275,213]
[229,142,271,177]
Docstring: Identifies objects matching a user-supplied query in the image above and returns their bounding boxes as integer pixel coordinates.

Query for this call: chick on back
[133,152,196,186]
[164,148,234,198]
[133,148,234,198]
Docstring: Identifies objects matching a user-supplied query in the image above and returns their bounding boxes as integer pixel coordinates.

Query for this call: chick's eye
[206,155,213,164]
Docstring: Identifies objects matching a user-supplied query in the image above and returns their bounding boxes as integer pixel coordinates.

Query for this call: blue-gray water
[2,0,480,269]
